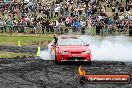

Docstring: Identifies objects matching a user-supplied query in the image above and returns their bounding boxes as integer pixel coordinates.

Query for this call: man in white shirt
[0,18,3,32]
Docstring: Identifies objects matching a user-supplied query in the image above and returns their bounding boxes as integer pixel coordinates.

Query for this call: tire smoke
[40,42,54,60]
[80,35,132,62]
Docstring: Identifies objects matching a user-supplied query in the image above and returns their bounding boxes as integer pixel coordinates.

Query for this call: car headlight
[82,51,90,54]
[60,51,69,54]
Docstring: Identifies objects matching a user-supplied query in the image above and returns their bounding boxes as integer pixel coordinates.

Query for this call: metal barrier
[53,26,132,37]
[0,25,132,36]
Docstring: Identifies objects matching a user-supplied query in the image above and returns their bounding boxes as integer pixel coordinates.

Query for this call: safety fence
[0,25,132,36]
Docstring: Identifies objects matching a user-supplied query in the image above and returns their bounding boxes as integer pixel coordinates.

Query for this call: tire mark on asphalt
[0,58,132,88]
[0,75,33,86]
[12,60,50,88]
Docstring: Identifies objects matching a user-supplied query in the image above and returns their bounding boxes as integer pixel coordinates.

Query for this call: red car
[50,36,91,64]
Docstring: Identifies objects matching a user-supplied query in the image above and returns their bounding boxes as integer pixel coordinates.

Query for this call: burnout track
[0,58,132,88]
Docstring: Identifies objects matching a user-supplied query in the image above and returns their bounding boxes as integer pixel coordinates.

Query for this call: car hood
[58,46,90,52]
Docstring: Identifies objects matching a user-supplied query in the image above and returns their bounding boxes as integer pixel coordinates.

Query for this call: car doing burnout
[50,36,91,63]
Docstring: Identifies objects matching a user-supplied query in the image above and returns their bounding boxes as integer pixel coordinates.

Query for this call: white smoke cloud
[80,35,132,62]
[40,42,54,60]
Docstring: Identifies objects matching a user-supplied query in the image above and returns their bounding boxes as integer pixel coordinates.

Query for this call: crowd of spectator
[0,0,132,35]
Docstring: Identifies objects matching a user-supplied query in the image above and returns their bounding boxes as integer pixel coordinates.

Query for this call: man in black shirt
[41,19,46,34]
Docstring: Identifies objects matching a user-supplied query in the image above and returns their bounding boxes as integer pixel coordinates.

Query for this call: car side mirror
[51,43,57,47]
[86,44,89,46]
[51,44,54,46]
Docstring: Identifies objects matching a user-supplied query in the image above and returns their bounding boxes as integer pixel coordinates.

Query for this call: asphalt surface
[0,45,46,54]
[0,58,132,88]
[0,46,132,88]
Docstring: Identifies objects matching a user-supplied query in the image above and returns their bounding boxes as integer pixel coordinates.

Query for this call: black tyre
[84,61,91,65]
[54,55,60,64]
[87,61,91,65]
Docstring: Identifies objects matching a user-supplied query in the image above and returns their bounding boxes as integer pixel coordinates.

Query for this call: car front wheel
[55,55,61,64]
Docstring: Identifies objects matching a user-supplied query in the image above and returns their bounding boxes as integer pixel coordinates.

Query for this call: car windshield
[58,39,84,46]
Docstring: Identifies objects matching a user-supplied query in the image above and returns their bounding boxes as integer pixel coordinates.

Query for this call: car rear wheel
[55,58,59,64]
[54,49,60,64]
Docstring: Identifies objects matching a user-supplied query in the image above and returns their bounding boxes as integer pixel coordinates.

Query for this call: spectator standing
[124,18,129,33]
[7,17,13,33]
[3,20,7,33]
[36,20,41,33]
[80,19,86,34]
[95,19,101,35]
[0,18,3,32]
[12,18,18,32]
[72,17,81,32]
[41,19,46,34]
[32,20,37,33]
[45,20,50,33]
